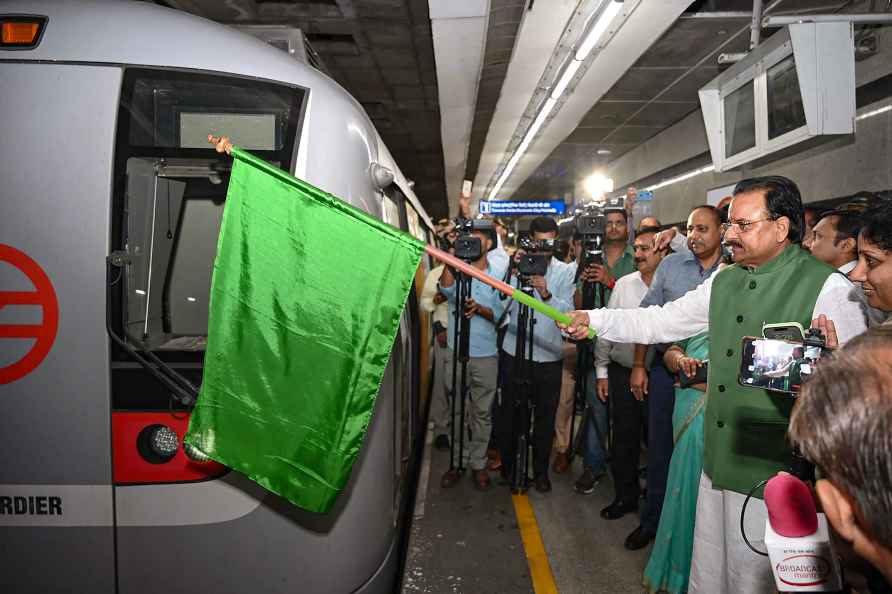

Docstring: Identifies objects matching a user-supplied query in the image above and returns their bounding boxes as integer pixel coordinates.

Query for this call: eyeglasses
[721,216,776,234]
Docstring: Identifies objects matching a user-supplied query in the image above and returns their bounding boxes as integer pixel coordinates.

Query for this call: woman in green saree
[643,332,709,594]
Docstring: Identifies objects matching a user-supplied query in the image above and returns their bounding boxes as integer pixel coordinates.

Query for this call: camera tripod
[508,282,538,494]
[447,269,473,476]
[569,246,608,462]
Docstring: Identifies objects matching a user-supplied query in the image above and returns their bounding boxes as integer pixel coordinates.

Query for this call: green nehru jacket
[704,245,835,495]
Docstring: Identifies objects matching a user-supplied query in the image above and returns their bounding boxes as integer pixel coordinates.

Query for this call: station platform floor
[402,426,652,594]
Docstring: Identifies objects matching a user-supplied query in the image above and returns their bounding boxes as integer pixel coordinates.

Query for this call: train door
[0,62,120,594]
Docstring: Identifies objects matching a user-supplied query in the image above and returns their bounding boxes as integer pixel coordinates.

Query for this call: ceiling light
[551,59,582,99]
[596,148,612,156]
[485,0,626,202]
[584,172,614,198]
[644,164,715,191]
[489,98,558,200]
[575,0,623,61]
[855,104,892,121]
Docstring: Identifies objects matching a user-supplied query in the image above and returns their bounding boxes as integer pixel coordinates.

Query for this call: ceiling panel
[625,101,700,127]
[603,68,687,101]
[564,127,614,144]
[602,126,666,144]
[636,17,751,68]
[659,66,723,101]
[580,101,649,127]
[362,22,412,47]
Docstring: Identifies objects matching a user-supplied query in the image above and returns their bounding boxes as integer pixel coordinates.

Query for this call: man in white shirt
[559,176,868,594]
[420,223,457,449]
[594,228,662,523]
[804,208,886,327]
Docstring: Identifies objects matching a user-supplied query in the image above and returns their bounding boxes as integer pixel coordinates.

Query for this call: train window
[724,80,756,157]
[125,71,297,150]
[767,55,807,140]
[113,68,305,358]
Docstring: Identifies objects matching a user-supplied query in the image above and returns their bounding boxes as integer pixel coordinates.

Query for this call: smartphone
[761,322,806,342]
[678,360,708,388]
[738,336,823,395]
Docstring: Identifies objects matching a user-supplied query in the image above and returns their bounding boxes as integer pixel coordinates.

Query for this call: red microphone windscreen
[764,472,818,537]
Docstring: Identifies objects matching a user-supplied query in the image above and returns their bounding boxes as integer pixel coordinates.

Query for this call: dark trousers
[641,360,676,533]
[497,354,562,479]
[608,362,646,505]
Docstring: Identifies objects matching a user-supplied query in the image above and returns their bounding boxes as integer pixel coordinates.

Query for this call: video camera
[574,195,625,268]
[452,218,497,262]
[515,236,554,278]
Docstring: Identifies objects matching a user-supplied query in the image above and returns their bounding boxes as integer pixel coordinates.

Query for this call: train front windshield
[113,68,305,356]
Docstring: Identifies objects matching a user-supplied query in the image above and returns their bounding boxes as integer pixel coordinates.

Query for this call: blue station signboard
[478,200,566,216]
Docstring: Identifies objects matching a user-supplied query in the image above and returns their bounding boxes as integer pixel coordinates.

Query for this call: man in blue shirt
[439,222,507,491]
[622,205,723,550]
[497,217,576,493]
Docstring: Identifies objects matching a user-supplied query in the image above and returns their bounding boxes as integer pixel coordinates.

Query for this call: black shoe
[600,499,638,520]
[434,434,450,450]
[534,475,552,493]
[573,467,603,495]
[624,525,655,550]
[440,469,461,489]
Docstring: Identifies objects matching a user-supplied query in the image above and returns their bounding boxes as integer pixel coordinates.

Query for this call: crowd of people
[420,177,892,594]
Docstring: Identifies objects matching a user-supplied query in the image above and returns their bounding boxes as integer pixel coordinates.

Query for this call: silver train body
[0,1,434,592]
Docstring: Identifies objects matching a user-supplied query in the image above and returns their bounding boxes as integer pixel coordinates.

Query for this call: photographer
[497,217,575,493]
[789,326,892,588]
[572,206,638,495]
[438,222,507,490]
[558,176,867,594]
[574,209,636,309]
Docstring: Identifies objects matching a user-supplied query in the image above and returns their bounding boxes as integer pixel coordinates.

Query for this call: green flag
[185,147,424,514]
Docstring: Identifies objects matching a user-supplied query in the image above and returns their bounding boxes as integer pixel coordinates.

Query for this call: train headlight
[184,442,211,463]
[137,424,180,464]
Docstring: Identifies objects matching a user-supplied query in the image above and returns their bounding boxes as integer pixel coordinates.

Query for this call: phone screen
[738,337,823,394]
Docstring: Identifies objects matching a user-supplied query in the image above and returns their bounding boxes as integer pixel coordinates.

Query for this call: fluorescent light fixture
[135,289,146,296]
[487,1,624,201]
[645,164,715,191]
[186,297,197,302]
[551,59,583,99]
[488,98,558,200]
[575,0,623,61]
[855,104,892,121]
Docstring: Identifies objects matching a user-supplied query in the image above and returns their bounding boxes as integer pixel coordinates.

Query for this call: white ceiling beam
[473,0,693,203]
[471,0,577,204]
[429,0,489,216]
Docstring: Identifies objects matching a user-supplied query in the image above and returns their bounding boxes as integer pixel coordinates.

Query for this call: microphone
[763,472,843,592]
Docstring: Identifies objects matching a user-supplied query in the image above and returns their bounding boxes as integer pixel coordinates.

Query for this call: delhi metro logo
[0,244,59,384]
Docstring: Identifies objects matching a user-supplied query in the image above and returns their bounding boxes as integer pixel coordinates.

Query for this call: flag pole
[423,245,596,340]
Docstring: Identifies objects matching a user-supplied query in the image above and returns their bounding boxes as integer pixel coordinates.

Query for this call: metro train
[0,1,435,592]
